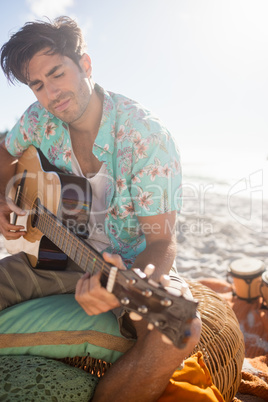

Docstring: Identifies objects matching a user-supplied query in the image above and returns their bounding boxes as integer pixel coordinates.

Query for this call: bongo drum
[260,270,268,307]
[229,258,265,301]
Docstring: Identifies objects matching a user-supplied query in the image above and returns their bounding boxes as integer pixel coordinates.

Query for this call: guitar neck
[36,203,108,276]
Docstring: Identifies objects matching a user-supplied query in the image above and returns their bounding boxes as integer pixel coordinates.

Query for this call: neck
[69,84,103,138]
[68,85,104,176]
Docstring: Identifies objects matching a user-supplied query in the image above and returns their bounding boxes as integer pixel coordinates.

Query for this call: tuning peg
[120,297,130,306]
[138,305,148,314]
[144,264,155,277]
[161,334,173,345]
[181,283,191,297]
[160,297,172,307]
[160,274,171,288]
[166,287,182,297]
[132,268,146,279]
[129,312,143,321]
[147,323,154,331]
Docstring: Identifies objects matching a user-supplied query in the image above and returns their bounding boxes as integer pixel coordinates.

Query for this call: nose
[45,81,61,100]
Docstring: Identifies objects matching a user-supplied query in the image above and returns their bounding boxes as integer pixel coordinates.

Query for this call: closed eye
[36,84,44,92]
[54,72,64,78]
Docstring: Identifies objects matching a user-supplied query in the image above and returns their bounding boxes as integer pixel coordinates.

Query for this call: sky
[0,0,268,164]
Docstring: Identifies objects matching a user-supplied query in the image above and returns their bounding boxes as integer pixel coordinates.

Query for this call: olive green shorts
[0,252,193,341]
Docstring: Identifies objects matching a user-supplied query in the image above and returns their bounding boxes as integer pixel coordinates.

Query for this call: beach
[176,186,268,281]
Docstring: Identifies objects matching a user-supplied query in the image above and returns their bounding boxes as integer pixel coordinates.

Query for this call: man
[0,17,201,401]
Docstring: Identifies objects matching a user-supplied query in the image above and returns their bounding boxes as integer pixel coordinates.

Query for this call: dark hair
[0,16,87,85]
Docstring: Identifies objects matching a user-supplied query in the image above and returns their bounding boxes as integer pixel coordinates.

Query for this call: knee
[134,316,201,364]
[184,316,202,353]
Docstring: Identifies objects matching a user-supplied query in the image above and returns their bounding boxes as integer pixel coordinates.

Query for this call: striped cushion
[0,294,134,362]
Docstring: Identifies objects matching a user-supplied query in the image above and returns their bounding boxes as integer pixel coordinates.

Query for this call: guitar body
[5,146,91,269]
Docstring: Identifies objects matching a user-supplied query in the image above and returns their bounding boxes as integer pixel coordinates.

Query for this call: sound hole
[31,198,40,228]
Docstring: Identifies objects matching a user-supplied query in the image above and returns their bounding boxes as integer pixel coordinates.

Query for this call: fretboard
[36,203,107,276]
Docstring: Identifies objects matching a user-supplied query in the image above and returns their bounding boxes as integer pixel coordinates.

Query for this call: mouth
[54,98,71,113]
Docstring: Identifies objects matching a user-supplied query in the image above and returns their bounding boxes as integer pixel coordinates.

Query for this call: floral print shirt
[5,84,182,268]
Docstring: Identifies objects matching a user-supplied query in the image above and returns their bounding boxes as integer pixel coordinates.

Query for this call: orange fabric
[238,371,268,400]
[247,355,268,383]
[158,351,224,402]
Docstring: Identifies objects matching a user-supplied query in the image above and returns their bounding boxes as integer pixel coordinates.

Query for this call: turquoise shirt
[5,85,182,268]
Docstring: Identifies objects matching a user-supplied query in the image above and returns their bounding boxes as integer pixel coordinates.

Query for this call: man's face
[27,49,93,125]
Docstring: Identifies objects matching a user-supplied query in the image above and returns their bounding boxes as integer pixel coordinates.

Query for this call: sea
[181,147,268,201]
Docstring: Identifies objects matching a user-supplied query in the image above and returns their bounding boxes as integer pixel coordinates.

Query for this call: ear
[79,54,92,77]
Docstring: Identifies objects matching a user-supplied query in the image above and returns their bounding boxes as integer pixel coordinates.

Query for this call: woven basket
[61,281,245,402]
[187,280,245,402]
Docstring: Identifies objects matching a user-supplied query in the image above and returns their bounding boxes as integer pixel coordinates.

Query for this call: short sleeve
[5,102,73,173]
[5,102,45,157]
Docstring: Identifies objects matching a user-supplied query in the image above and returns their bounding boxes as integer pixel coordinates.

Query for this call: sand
[176,187,268,281]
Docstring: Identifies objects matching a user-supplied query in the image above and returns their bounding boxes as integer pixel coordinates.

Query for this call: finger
[76,272,97,296]
[1,222,27,238]
[6,222,26,231]
[75,272,102,302]
[88,271,102,292]
[76,288,119,315]
[84,282,120,312]
[12,206,27,216]
[3,231,27,240]
[81,271,91,280]
[6,198,27,215]
[75,272,91,295]
[75,269,120,315]
[160,274,171,288]
[0,221,26,238]
[102,252,126,270]
[144,264,155,277]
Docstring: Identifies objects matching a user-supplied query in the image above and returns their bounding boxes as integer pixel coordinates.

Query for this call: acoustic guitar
[5,145,198,348]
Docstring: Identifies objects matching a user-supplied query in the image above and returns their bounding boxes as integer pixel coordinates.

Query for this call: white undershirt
[71,152,110,253]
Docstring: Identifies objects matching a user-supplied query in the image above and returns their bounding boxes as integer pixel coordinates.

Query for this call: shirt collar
[93,83,116,157]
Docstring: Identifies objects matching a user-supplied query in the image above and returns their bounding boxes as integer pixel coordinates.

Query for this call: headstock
[103,267,198,349]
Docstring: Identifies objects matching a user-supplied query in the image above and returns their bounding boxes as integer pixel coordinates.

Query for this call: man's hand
[0,142,25,240]
[0,194,26,240]
[75,252,126,315]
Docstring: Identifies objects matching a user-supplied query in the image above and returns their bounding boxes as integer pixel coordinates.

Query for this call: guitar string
[32,202,185,315]
[10,178,188,327]
[13,191,168,303]
[39,210,112,278]
[12,185,193,338]
[14,191,112,278]
[37,206,111,277]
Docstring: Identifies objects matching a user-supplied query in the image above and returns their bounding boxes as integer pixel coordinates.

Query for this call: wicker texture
[188,280,245,402]
[61,356,112,377]
[62,281,245,402]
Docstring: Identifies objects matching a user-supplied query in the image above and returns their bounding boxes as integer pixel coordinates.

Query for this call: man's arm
[133,211,177,280]
[0,141,26,239]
